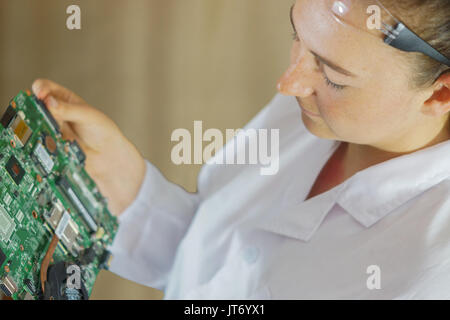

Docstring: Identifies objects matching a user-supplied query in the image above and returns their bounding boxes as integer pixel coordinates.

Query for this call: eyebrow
[289,4,356,77]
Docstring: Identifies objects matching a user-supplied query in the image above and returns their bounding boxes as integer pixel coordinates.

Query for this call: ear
[422,72,450,117]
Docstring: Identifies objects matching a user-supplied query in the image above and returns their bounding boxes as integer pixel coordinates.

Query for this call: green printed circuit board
[0,90,118,300]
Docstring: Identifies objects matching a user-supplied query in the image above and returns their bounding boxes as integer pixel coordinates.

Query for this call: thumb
[44,95,102,125]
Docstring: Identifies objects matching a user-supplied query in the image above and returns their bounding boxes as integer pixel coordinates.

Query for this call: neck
[342,115,450,181]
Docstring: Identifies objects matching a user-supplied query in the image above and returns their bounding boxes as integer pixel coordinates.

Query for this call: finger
[59,121,89,151]
[50,108,89,151]
[32,78,86,104]
[59,121,77,141]
[43,95,104,125]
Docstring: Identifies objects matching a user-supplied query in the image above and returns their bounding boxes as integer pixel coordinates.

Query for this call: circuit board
[0,90,118,300]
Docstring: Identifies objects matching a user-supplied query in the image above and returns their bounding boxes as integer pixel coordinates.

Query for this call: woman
[31,0,450,299]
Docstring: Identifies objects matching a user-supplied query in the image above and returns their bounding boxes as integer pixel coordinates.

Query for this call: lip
[295,97,321,117]
[300,105,321,117]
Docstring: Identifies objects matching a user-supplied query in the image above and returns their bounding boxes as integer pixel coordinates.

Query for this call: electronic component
[24,278,36,295]
[95,227,105,240]
[24,292,34,300]
[0,91,118,300]
[0,204,15,242]
[15,210,24,223]
[0,247,6,267]
[0,105,17,129]
[44,134,57,155]
[43,202,81,257]
[72,171,101,211]
[10,111,32,147]
[44,201,64,229]
[57,176,98,233]
[43,261,88,300]
[5,155,25,185]
[56,211,81,257]
[33,142,54,174]
[0,275,18,297]
[99,250,113,270]
[70,140,86,165]
[36,189,50,207]
[3,193,12,206]
[34,96,60,134]
[79,245,97,265]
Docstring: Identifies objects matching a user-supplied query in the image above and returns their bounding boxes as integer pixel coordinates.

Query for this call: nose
[277,59,314,98]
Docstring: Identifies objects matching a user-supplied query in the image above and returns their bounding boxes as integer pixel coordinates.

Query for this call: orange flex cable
[40,234,59,294]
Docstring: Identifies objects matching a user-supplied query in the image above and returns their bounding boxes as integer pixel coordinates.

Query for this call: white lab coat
[108,93,450,299]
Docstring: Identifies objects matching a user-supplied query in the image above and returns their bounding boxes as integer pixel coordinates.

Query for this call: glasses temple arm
[385,23,450,67]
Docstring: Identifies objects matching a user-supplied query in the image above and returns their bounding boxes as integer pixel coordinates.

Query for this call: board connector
[56,176,98,233]
[34,95,60,134]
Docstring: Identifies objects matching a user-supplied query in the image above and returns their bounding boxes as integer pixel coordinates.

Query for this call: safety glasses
[328,0,450,67]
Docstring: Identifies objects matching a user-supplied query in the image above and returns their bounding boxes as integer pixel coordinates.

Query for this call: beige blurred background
[0,0,292,299]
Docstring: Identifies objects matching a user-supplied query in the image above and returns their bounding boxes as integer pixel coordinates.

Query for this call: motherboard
[0,90,118,300]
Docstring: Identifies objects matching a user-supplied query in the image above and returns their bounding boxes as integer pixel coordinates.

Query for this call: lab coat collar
[338,139,450,228]
[257,138,450,242]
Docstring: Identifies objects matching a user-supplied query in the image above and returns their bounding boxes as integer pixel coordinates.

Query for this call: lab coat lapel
[256,183,346,242]
[256,139,450,241]
[338,139,450,228]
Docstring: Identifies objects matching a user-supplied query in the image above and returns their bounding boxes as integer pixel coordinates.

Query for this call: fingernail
[48,96,58,109]
[32,82,41,95]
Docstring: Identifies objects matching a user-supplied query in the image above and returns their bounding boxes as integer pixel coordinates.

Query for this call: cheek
[315,90,413,143]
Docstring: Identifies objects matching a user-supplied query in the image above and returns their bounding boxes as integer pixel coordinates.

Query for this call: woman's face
[277,0,435,149]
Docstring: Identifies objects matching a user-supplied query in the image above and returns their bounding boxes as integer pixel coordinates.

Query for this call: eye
[292,31,300,42]
[322,73,346,90]
[312,56,347,91]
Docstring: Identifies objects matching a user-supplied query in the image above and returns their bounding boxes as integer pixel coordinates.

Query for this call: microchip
[3,193,12,206]
[80,245,97,265]
[0,247,6,267]
[0,105,17,129]
[15,210,24,223]
[5,156,25,185]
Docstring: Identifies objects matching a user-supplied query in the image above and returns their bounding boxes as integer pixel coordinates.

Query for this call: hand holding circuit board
[32,79,147,216]
[0,79,147,300]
